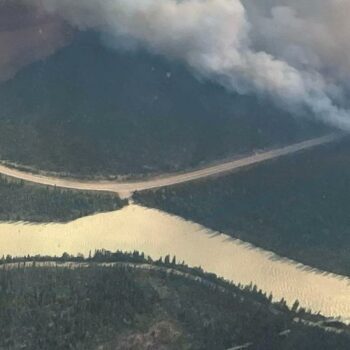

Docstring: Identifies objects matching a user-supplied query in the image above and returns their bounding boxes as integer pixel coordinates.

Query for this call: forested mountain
[0,32,326,177]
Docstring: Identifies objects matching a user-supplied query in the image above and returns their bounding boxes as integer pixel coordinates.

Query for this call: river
[0,204,349,321]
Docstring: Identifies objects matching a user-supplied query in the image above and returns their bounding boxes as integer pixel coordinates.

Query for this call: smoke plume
[40,0,350,130]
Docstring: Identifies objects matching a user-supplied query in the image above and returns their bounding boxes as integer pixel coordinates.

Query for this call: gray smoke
[40,0,350,130]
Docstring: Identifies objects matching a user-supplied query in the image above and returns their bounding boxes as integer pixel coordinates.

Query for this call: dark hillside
[0,32,326,177]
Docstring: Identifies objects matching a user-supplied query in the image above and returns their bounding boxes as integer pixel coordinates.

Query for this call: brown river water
[0,204,349,321]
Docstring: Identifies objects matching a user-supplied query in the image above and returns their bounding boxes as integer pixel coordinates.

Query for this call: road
[0,133,341,197]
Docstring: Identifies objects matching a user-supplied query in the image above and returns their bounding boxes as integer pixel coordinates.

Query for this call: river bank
[0,204,349,321]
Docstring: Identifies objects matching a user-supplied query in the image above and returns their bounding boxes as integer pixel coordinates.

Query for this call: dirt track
[0,133,341,197]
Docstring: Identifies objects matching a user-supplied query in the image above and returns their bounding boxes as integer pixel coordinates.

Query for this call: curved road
[0,133,341,197]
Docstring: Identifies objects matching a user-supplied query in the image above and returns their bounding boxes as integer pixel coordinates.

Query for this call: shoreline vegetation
[135,138,350,276]
[1,250,349,350]
[0,176,125,222]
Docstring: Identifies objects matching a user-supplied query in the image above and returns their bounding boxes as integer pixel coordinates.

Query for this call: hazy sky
[40,0,349,130]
